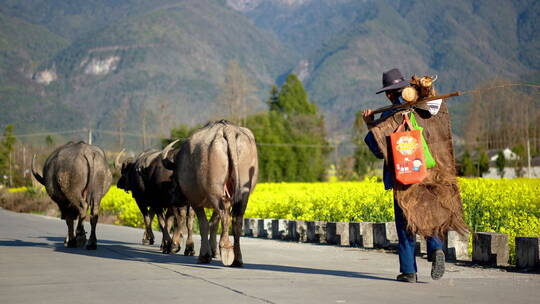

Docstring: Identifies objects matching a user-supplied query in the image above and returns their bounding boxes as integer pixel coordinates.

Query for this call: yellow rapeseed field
[40,177,537,262]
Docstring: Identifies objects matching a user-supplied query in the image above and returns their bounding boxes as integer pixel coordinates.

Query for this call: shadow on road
[1,236,396,282]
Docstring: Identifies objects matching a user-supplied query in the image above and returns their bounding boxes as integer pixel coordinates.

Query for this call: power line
[12,129,87,138]
[461,82,540,95]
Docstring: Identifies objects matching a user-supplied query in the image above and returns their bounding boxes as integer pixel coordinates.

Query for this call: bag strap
[395,112,414,132]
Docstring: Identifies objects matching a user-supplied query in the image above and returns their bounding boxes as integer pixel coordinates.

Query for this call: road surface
[0,208,538,304]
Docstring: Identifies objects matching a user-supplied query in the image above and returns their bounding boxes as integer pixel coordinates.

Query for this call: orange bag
[390,113,427,185]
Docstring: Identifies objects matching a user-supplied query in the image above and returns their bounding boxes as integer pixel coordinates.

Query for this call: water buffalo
[162,120,258,266]
[116,149,195,255]
[31,141,112,249]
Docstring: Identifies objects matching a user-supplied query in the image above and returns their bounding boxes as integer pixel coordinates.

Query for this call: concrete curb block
[516,237,540,269]
[359,222,374,248]
[271,219,289,240]
[473,232,509,266]
[241,218,533,270]
[416,235,427,256]
[306,221,327,243]
[445,231,470,261]
[257,219,273,239]
[288,220,307,242]
[349,222,362,247]
[327,222,349,246]
[243,218,260,237]
[373,222,398,249]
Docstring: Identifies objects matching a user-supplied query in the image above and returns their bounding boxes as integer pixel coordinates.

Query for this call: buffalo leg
[86,214,98,250]
[194,207,212,263]
[166,208,175,248]
[209,210,220,258]
[75,210,87,248]
[156,208,173,254]
[231,214,244,267]
[184,206,195,256]
[65,217,77,248]
[218,198,234,266]
[142,208,155,245]
[170,207,183,254]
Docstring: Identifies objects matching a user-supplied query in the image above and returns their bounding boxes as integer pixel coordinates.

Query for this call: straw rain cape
[370,101,468,239]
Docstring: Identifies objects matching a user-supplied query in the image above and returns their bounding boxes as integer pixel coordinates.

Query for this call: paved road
[1,208,538,304]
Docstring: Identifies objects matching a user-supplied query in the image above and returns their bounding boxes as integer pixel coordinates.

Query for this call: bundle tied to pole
[369,76,469,239]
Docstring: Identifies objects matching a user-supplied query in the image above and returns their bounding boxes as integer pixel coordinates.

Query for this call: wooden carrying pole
[370,91,461,115]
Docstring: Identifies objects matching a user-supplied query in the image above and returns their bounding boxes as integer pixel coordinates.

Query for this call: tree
[246,75,329,182]
[217,60,256,126]
[0,124,16,185]
[352,110,378,179]
[464,80,540,153]
[495,150,506,178]
[271,74,316,115]
[476,148,490,177]
[161,123,201,147]
[45,135,55,149]
[460,150,475,177]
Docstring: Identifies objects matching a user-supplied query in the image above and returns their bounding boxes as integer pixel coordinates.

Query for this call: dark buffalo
[162,120,258,266]
[31,141,112,249]
[116,149,195,255]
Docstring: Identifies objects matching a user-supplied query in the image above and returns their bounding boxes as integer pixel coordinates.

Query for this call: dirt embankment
[0,188,117,224]
[0,188,58,217]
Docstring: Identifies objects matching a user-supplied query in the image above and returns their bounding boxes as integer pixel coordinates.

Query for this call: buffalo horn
[114,149,125,169]
[162,139,180,161]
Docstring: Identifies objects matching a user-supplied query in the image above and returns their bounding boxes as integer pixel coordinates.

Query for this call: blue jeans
[394,199,442,274]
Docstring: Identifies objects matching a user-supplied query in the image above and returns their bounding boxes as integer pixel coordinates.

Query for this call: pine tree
[247,74,329,182]
[460,150,475,177]
[476,148,490,177]
[495,150,506,178]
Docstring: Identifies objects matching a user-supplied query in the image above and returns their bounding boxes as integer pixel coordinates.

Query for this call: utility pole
[88,129,93,145]
[22,146,26,178]
[142,112,147,150]
[334,141,340,172]
[527,138,531,178]
[8,152,12,187]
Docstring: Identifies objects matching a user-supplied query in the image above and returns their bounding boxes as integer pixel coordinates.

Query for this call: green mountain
[0,12,82,134]
[0,0,538,147]
[0,0,198,39]
[1,0,293,147]
[228,0,540,136]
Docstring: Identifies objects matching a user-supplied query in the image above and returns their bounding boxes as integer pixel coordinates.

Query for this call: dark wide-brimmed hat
[375,68,409,94]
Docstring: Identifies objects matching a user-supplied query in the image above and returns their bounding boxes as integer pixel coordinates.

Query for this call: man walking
[362,68,450,283]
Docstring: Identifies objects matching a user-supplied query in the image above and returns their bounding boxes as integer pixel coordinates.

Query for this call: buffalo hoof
[184,246,195,256]
[231,260,243,267]
[66,239,78,248]
[171,243,181,254]
[162,243,172,254]
[86,243,97,250]
[220,246,235,267]
[143,238,154,246]
[198,254,212,264]
[76,234,87,248]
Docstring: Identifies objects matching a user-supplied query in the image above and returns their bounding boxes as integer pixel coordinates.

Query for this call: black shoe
[396,273,417,283]
[431,249,445,280]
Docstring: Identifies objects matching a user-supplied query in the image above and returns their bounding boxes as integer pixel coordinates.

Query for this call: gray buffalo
[116,149,195,255]
[32,141,112,249]
[162,120,258,266]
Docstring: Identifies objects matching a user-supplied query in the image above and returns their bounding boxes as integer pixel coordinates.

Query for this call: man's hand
[362,109,375,124]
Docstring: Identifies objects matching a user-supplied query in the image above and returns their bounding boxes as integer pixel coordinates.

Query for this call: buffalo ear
[162,156,175,170]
